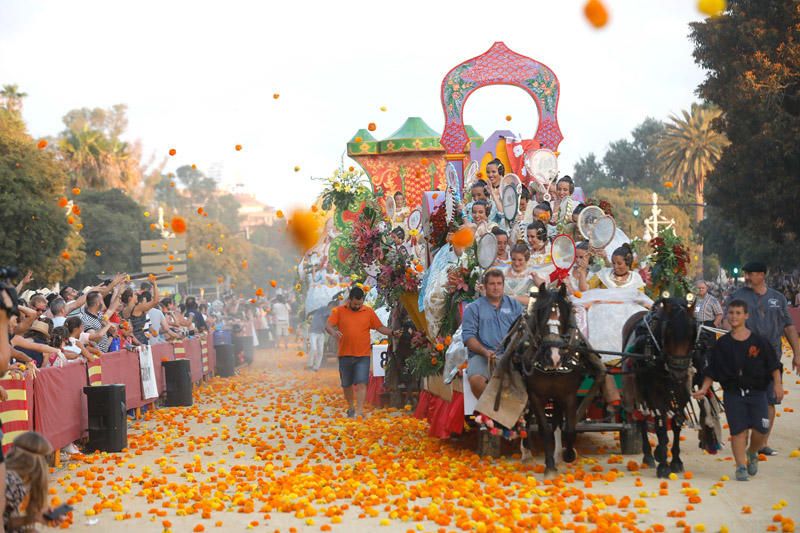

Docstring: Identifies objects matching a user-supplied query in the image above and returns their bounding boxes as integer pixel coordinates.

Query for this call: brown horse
[497,284,587,477]
[622,298,697,478]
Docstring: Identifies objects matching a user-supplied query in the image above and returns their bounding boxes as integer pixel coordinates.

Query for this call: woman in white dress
[503,243,535,304]
[525,221,555,281]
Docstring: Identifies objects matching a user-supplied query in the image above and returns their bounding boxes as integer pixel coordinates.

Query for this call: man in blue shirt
[462,269,523,398]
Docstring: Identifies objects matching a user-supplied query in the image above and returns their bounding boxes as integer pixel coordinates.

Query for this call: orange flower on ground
[71,187,81,195]
[165,265,174,272]
[58,197,68,208]
[584,0,609,28]
[451,227,475,249]
[270,280,277,288]
[37,139,48,149]
[197,207,204,215]
[171,216,187,234]
[168,148,176,156]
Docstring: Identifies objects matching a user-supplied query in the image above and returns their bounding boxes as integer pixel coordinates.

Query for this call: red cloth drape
[33,364,88,450]
[366,374,384,407]
[183,337,204,383]
[414,390,464,439]
[100,350,145,409]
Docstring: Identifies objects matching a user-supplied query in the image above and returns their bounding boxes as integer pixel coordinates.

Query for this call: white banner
[371,344,388,377]
[139,345,159,400]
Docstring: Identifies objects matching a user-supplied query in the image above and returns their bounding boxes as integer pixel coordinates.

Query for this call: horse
[622,297,698,478]
[497,284,588,478]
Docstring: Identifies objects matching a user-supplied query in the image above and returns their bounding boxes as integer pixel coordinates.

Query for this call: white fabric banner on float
[371,344,387,377]
[139,345,159,400]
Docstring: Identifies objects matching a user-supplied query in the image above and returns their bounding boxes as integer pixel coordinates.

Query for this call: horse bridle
[516,298,581,375]
[644,299,696,373]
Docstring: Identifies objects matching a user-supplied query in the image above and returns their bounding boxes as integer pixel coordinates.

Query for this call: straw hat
[29,320,51,338]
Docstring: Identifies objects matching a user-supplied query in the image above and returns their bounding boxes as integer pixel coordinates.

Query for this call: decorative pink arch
[440,42,563,154]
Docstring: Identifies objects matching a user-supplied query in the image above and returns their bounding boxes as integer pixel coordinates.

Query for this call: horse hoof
[563,448,577,463]
[657,465,671,479]
[670,461,684,474]
[544,467,558,480]
[643,456,655,468]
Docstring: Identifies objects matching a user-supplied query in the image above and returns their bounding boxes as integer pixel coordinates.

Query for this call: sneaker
[758,446,778,456]
[735,465,749,481]
[63,443,80,455]
[346,408,355,418]
[747,451,759,477]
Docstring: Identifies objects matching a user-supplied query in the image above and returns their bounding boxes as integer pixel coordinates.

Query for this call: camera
[0,266,20,317]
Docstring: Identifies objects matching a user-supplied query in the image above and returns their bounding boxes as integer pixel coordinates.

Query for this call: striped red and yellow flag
[0,375,33,453]
[87,359,102,386]
[200,338,209,375]
[173,341,186,359]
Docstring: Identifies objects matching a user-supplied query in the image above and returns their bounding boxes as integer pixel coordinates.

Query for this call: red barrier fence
[0,332,218,453]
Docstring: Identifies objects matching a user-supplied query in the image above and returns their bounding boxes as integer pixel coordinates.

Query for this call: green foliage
[68,189,149,287]
[575,118,665,195]
[0,109,73,283]
[691,1,800,267]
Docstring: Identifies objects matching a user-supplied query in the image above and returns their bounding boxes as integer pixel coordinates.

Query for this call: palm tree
[655,103,729,274]
[0,84,28,114]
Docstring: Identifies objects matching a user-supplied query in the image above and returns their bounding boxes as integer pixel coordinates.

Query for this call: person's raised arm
[14,306,37,336]
[14,270,33,294]
[11,336,60,355]
[64,291,89,314]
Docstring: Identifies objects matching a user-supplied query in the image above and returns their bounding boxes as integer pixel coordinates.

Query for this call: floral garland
[426,201,464,251]
[318,167,371,213]
[585,197,614,218]
[647,227,692,298]
[405,331,450,379]
[375,247,422,310]
[439,249,480,338]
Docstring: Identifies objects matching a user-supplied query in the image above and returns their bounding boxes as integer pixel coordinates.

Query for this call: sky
[0,0,710,210]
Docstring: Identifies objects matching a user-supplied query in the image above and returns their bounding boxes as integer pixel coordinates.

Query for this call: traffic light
[632,202,640,217]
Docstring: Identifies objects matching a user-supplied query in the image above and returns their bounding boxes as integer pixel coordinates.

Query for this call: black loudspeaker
[83,384,127,453]
[163,359,193,407]
[214,344,235,377]
[233,335,254,365]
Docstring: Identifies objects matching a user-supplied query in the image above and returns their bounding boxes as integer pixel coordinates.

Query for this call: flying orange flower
[171,216,187,234]
[255,288,264,297]
[149,223,157,231]
[276,210,284,219]
[367,122,377,132]
[72,187,81,195]
[286,209,322,252]
[505,115,512,121]
[584,0,609,28]
[272,93,280,100]
[235,144,242,151]
[664,181,674,189]
[451,227,475,249]
[197,207,204,215]
[165,265,174,272]
[294,166,301,172]
[270,280,277,288]
[37,139,48,150]
[94,250,101,257]
[61,251,70,260]
[58,197,68,208]
[71,204,81,215]
[168,148,176,156]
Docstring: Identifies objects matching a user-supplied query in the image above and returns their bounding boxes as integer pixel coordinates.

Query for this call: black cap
[742,261,767,273]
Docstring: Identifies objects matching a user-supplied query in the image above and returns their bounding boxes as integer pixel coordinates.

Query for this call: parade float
[298,42,697,454]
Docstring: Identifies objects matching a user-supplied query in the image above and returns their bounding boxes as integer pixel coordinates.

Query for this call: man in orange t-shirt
[326,286,399,418]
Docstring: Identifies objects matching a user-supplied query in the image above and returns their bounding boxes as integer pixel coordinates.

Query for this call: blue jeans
[338,356,370,388]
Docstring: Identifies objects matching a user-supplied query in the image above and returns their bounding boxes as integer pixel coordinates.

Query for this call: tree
[56,105,162,197]
[574,118,664,194]
[691,1,800,268]
[0,109,75,283]
[0,84,27,115]
[654,103,729,273]
[67,189,149,287]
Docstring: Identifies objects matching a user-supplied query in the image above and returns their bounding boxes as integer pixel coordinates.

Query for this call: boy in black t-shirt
[694,299,783,481]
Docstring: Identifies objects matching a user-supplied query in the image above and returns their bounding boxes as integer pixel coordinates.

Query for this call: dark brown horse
[622,298,697,478]
[498,284,587,477]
